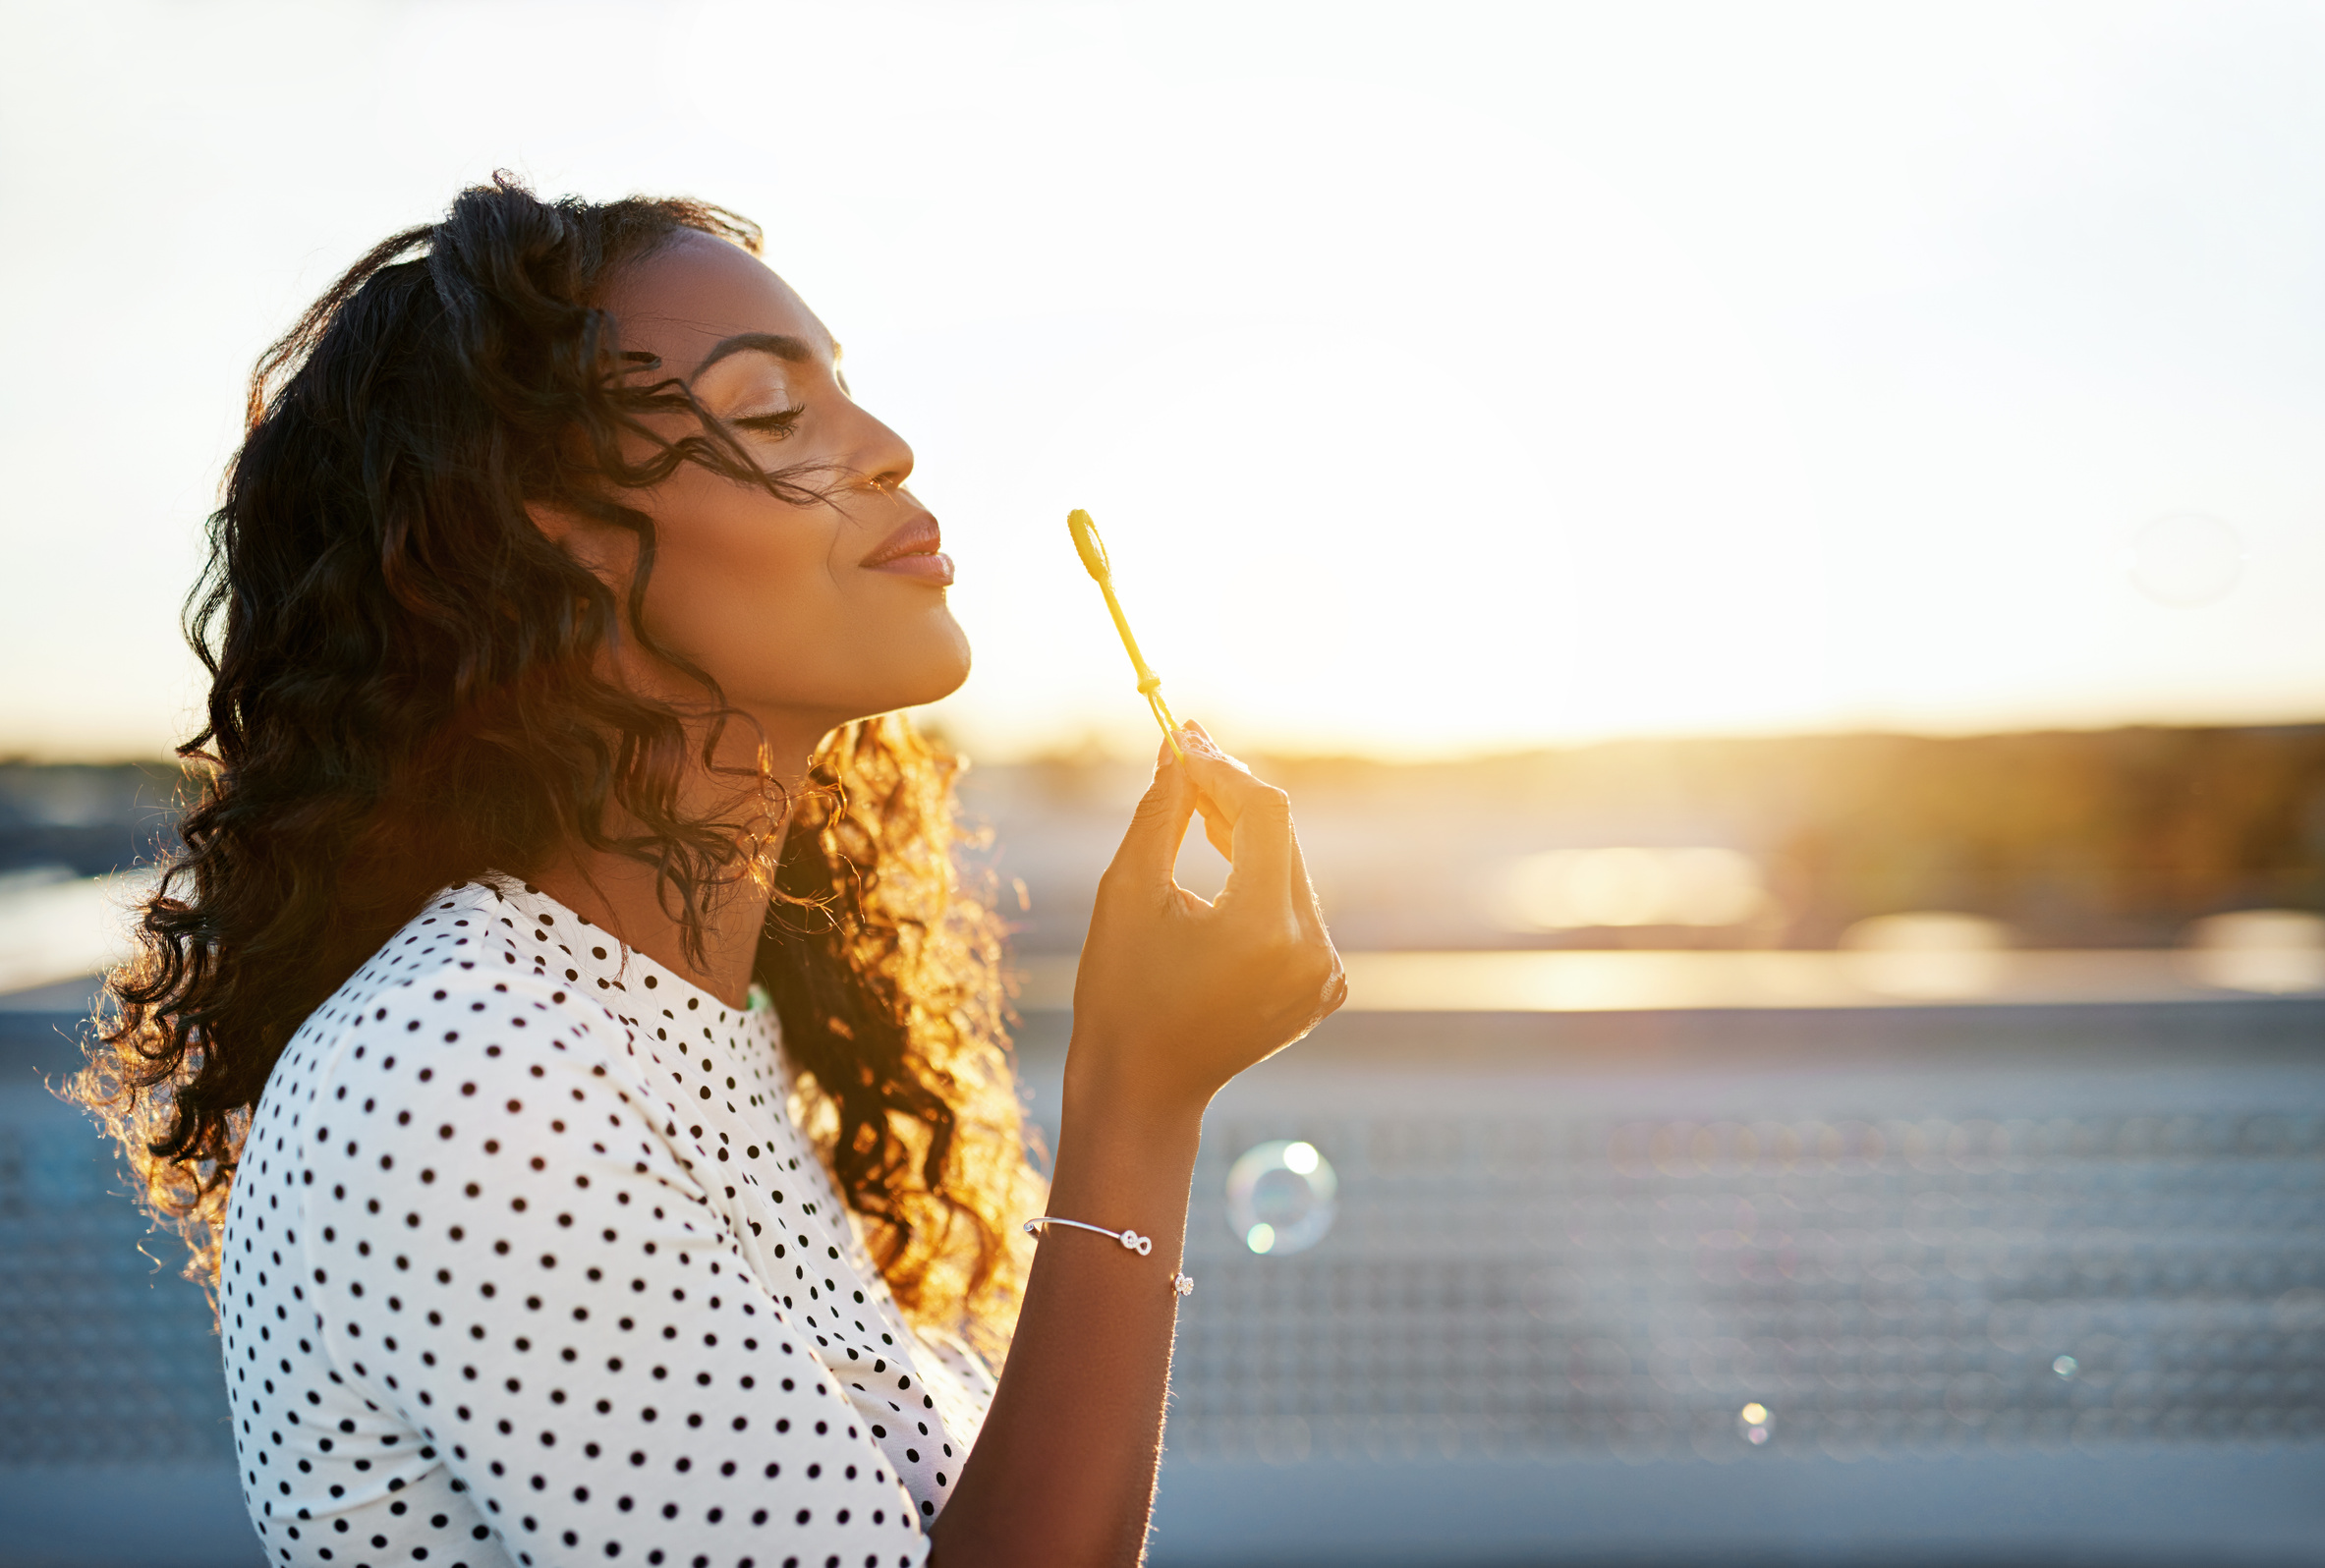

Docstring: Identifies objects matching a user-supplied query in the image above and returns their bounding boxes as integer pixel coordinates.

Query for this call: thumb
[1104,739,1197,891]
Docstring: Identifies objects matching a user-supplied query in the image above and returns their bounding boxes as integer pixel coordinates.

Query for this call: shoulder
[265,907,716,1245]
[255,881,651,1142]
[351,877,605,1006]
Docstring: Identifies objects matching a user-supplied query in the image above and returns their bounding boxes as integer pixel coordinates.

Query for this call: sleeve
[295,966,929,1568]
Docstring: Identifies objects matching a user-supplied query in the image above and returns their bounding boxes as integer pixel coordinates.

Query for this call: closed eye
[730,404,806,438]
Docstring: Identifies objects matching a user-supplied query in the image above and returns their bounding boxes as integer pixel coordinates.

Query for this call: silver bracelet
[1023,1215,1195,1297]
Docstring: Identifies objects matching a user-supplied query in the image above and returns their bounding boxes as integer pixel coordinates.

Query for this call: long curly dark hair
[73,176,1040,1357]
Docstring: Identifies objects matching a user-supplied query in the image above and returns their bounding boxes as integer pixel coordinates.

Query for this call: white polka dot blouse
[219,877,996,1568]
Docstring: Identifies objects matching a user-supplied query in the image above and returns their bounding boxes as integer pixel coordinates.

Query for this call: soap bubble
[1225,1140,1339,1257]
[2053,1355,2078,1378]
[2126,512,2242,607]
[1737,1402,1773,1445]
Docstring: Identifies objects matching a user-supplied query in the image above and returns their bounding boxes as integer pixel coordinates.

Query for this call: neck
[528,725,818,1010]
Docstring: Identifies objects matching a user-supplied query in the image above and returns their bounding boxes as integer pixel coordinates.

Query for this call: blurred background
[4,1,2324,1563]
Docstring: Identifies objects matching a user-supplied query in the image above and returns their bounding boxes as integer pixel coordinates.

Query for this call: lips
[861,514,955,586]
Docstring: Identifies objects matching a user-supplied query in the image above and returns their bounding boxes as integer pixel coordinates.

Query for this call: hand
[1066,722,1346,1119]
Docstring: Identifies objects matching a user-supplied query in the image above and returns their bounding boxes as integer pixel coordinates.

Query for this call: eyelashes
[729,403,807,440]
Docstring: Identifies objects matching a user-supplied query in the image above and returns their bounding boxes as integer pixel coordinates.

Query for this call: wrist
[1043,1066,1203,1257]
[1060,1037,1211,1143]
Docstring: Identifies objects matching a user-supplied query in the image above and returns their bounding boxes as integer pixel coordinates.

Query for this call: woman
[79,177,1344,1567]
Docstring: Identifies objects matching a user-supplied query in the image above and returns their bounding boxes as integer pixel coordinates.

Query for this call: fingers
[1102,737,1197,892]
[1278,811,1343,1027]
[1184,722,1313,928]
[1181,724,1339,1012]
[1184,719,1244,861]
[1197,801,1234,862]
[1283,815,1330,948]
[1174,726,1293,914]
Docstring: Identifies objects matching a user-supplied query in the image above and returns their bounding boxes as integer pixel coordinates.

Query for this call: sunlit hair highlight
[72,175,1040,1359]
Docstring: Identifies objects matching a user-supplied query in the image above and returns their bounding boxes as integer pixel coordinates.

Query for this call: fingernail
[1156,736,1178,767]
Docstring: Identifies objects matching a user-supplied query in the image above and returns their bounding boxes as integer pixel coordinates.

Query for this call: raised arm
[930,725,1345,1565]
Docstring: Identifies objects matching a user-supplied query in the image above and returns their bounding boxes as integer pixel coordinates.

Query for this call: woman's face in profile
[583,230,971,740]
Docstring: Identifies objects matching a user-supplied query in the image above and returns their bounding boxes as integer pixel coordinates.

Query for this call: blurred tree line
[1259,724,2325,949]
[1753,726,2325,946]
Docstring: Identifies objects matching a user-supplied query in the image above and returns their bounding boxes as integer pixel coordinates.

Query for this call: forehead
[599,229,832,375]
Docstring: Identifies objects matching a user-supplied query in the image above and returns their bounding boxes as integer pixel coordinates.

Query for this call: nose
[849,405,915,496]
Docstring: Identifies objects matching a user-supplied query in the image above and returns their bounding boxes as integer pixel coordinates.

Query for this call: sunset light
[6,3,2324,759]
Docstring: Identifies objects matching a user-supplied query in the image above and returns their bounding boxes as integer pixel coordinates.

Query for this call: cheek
[635,479,848,674]
[620,474,971,719]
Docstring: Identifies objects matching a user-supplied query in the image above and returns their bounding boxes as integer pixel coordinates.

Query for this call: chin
[898,622,974,709]
[843,616,973,718]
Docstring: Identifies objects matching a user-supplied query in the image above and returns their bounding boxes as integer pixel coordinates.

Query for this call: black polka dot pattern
[218,878,992,1568]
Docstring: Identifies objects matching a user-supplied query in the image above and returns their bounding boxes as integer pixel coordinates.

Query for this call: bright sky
[5,0,2324,760]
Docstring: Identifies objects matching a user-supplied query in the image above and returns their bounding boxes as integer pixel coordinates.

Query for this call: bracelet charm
[1024,1214,1194,1296]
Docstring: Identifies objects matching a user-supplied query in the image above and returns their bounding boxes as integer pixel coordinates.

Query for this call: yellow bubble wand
[1066,508,1183,759]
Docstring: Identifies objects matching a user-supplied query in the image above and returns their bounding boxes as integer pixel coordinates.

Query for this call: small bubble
[1225,1140,1338,1256]
[2126,513,2242,607]
[2053,1355,2078,1378]
[1737,1402,1773,1444]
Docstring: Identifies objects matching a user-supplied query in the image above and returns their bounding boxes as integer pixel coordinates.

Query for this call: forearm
[927,732,1343,1564]
[930,1056,1205,1566]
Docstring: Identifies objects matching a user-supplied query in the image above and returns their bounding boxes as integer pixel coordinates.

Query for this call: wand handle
[1068,509,1183,756]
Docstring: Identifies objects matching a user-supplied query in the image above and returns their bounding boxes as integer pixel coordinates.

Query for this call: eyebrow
[690,331,837,378]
